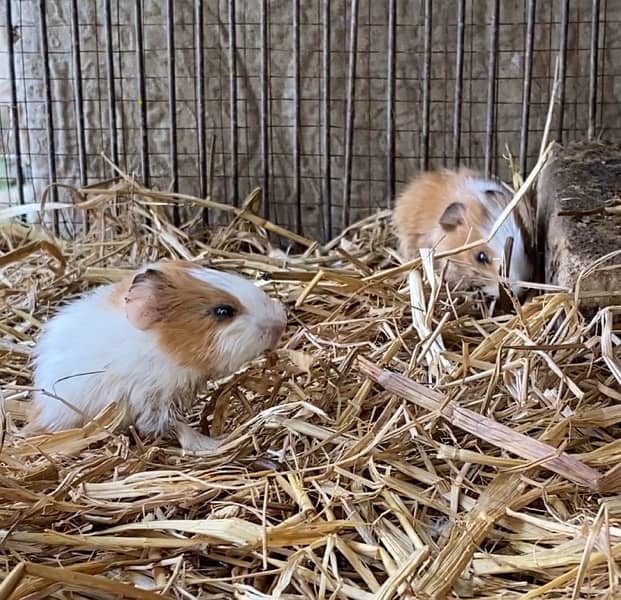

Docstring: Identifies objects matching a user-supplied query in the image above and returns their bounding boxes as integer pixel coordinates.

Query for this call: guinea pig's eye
[212,304,236,320]
[476,251,490,265]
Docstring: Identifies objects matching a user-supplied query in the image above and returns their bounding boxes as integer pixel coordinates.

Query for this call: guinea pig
[28,259,287,447]
[392,167,533,297]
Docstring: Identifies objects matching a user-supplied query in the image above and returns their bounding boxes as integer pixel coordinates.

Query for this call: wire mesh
[0,0,618,241]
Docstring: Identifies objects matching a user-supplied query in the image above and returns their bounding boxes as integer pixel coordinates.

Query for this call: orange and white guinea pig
[393,167,533,297]
[29,260,287,444]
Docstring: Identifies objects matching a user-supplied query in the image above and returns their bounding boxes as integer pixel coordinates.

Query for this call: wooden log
[537,140,621,308]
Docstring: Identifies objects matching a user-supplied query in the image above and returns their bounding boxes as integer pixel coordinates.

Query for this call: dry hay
[1,170,621,600]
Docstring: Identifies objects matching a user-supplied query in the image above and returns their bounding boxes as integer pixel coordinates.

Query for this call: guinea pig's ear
[484,187,512,206]
[124,268,170,330]
[484,189,504,202]
[439,202,466,231]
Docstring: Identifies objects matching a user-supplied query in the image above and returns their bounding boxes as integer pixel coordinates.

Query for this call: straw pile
[1,170,621,600]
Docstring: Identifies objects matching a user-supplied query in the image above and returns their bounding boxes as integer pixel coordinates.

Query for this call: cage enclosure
[3,3,621,599]
[0,0,617,241]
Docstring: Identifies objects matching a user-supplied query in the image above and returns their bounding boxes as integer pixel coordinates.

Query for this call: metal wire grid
[0,0,618,242]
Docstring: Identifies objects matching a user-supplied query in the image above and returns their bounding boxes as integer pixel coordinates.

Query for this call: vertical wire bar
[321,0,332,241]
[166,0,179,225]
[104,0,119,169]
[195,0,207,222]
[420,0,432,170]
[260,0,270,219]
[292,0,301,233]
[556,0,569,142]
[484,0,499,178]
[598,0,608,129]
[228,0,239,206]
[134,0,149,186]
[70,0,87,187]
[5,0,24,206]
[588,0,600,139]
[452,0,465,167]
[342,0,359,228]
[519,0,536,177]
[38,0,58,231]
[69,0,88,231]
[386,0,396,207]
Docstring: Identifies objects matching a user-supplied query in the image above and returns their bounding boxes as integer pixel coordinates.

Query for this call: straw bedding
[1,172,621,600]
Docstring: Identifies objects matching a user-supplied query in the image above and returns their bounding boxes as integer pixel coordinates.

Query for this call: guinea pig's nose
[266,321,286,349]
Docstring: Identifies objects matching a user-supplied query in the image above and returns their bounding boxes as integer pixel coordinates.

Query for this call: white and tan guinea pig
[393,167,533,297]
[29,259,287,447]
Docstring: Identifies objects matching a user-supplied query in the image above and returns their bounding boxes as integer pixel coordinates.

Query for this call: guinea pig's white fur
[29,260,287,437]
[393,167,533,297]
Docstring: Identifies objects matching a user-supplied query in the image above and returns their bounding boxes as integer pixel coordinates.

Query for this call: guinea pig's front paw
[173,420,227,453]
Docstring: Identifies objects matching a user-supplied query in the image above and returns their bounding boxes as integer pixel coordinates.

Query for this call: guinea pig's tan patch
[107,262,246,373]
[146,267,244,373]
[394,170,469,256]
[106,260,201,310]
[158,303,244,372]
